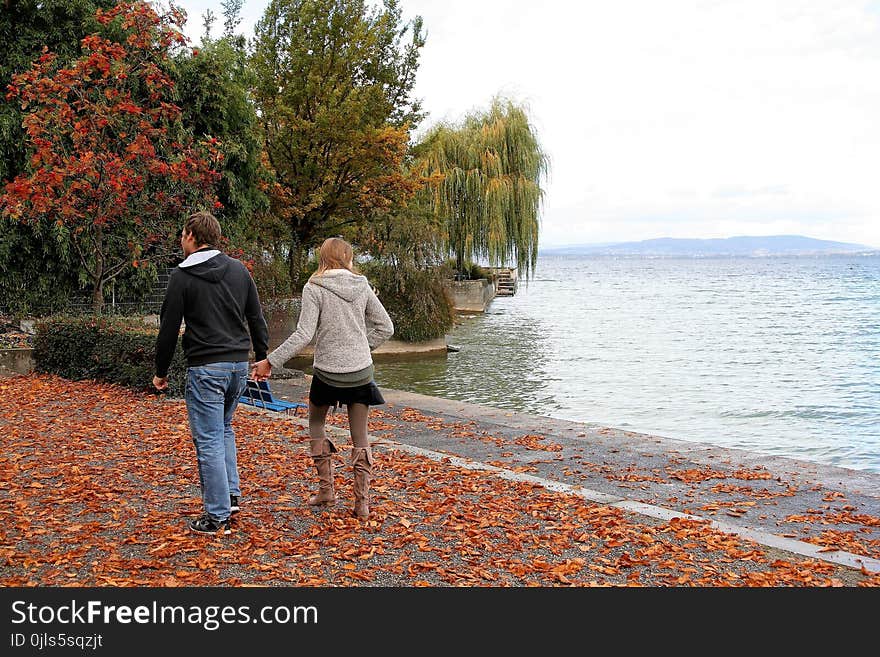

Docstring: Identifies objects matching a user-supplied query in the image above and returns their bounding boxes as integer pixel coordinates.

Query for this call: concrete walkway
[267,375,880,575]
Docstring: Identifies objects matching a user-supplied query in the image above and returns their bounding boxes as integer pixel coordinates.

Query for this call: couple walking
[153,212,394,534]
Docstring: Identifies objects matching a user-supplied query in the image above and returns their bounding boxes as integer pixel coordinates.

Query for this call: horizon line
[538,234,880,250]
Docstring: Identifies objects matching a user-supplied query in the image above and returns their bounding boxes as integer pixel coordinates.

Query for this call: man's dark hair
[184,211,222,248]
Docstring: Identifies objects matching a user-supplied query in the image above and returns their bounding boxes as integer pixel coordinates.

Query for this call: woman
[251,237,394,518]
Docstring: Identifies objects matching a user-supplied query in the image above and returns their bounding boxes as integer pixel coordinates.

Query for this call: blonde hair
[311,237,359,278]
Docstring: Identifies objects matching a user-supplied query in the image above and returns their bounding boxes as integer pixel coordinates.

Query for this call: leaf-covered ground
[355,395,880,566]
[1,373,877,587]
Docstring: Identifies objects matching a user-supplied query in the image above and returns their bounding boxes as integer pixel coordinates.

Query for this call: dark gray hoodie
[155,249,269,377]
[267,269,394,373]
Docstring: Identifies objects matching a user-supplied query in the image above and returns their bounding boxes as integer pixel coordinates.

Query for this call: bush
[250,254,292,301]
[33,315,187,397]
[359,262,454,342]
[469,262,491,281]
[442,258,491,281]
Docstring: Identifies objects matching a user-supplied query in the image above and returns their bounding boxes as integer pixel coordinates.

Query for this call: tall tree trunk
[91,226,105,313]
[287,236,307,295]
[91,279,104,313]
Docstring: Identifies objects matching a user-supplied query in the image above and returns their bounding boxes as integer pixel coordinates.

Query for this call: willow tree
[416,97,548,280]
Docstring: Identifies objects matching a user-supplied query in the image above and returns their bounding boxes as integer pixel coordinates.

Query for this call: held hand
[152,375,168,391]
[251,359,272,382]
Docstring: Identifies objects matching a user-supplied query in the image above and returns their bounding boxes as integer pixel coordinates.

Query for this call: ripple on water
[368,255,880,473]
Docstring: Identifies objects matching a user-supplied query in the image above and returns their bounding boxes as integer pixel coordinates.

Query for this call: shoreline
[4,345,879,479]
[267,374,880,575]
[281,373,880,497]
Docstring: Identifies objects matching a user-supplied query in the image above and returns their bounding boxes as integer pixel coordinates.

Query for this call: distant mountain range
[539,235,878,257]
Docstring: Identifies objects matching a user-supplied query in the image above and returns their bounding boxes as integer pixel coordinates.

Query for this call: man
[153,211,269,535]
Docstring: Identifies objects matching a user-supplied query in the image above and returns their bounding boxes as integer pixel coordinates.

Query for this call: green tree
[355,198,444,271]
[175,36,269,247]
[416,96,549,280]
[250,0,426,290]
[201,8,217,42]
[221,0,244,38]
[0,216,80,315]
[351,159,453,342]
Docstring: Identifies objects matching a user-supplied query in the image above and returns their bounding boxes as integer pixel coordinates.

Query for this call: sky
[167,1,880,248]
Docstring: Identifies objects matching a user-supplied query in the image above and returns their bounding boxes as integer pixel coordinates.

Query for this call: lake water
[367,254,880,474]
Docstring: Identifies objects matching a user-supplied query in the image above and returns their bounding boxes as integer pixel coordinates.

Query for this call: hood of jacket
[308,269,371,302]
[178,249,228,283]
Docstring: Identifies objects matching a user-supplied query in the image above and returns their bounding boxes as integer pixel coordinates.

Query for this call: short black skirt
[309,374,385,407]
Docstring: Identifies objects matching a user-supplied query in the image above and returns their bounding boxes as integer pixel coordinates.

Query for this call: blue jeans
[185,361,249,521]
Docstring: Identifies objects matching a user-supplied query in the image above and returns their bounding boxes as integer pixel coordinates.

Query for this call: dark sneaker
[189,514,231,535]
[230,495,240,515]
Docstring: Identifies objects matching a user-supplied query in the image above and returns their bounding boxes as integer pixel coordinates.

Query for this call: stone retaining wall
[0,349,34,376]
[442,279,495,312]
[0,336,450,378]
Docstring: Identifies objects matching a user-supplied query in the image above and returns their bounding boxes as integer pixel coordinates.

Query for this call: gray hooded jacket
[267,269,394,373]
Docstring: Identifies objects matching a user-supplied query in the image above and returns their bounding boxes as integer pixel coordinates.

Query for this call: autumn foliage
[2,373,878,587]
[0,2,222,311]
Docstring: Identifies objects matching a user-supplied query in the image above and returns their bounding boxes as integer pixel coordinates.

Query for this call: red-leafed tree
[0,1,222,312]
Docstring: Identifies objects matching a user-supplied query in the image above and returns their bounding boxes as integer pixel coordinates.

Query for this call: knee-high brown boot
[351,446,373,518]
[309,438,337,506]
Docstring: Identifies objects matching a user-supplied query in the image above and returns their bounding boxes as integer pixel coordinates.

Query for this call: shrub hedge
[33,315,187,397]
[441,258,492,282]
[360,262,454,342]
